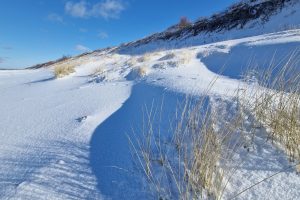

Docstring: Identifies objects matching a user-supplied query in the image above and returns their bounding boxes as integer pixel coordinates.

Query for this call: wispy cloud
[65,0,125,19]
[79,28,88,33]
[65,1,87,18]
[97,31,108,39]
[93,0,125,19]
[2,46,12,50]
[75,44,90,52]
[0,57,6,64]
[47,13,64,23]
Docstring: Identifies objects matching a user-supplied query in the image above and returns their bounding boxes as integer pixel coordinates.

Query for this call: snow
[0,69,131,199]
[1,3,300,200]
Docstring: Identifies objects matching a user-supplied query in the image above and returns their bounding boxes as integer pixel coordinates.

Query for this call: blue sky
[0,0,238,69]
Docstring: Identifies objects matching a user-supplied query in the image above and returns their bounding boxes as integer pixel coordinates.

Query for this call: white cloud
[79,28,88,33]
[93,0,125,19]
[65,0,125,19]
[2,46,12,50]
[47,13,64,23]
[65,1,87,18]
[97,31,108,39]
[75,44,90,52]
[0,57,6,64]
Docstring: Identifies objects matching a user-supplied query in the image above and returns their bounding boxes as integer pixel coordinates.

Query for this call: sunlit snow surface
[1,10,300,200]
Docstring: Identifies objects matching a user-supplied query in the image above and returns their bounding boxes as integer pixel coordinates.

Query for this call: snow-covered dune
[0,69,131,199]
[1,0,300,199]
[1,28,299,199]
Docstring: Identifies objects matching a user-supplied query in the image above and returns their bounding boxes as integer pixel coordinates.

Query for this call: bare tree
[178,16,191,29]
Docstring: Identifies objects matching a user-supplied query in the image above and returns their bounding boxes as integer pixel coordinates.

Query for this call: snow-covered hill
[1,0,300,199]
[116,0,300,54]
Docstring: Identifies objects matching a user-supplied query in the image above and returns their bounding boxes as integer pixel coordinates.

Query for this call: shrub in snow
[178,16,192,29]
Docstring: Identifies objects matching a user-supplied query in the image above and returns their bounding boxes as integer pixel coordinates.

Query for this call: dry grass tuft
[137,53,152,63]
[239,50,300,161]
[129,97,245,199]
[129,50,300,199]
[133,66,148,78]
[296,163,300,173]
[179,51,193,65]
[92,67,104,76]
[126,57,138,67]
[126,66,149,80]
[54,63,75,78]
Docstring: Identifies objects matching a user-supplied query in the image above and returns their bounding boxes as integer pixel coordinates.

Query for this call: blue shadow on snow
[200,42,300,86]
[89,83,187,199]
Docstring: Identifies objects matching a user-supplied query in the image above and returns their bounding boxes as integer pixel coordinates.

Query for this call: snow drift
[1,0,300,199]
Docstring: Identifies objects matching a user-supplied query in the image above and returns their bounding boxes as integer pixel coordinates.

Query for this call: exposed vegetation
[135,66,148,77]
[54,63,75,78]
[120,0,295,49]
[137,53,153,63]
[178,17,192,29]
[179,51,193,65]
[239,51,300,161]
[29,55,71,69]
[130,50,300,199]
[92,66,104,76]
[129,96,245,199]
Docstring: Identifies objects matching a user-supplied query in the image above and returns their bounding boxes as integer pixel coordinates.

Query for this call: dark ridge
[27,55,72,69]
[118,0,293,49]
[26,47,114,69]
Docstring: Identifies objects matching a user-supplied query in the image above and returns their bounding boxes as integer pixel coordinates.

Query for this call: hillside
[1,0,300,199]
[117,0,300,54]
[29,0,300,69]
